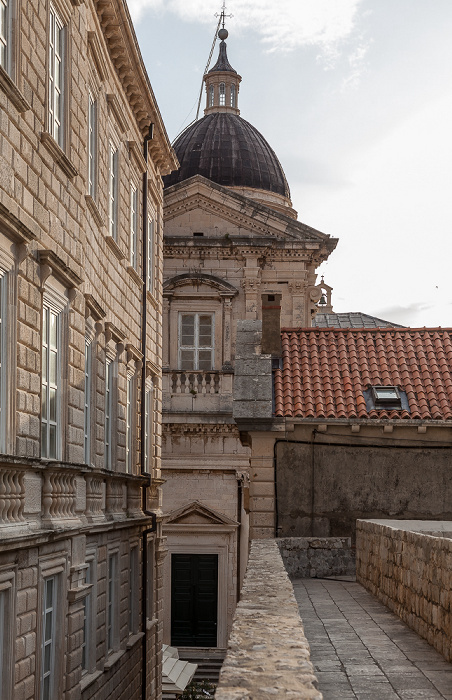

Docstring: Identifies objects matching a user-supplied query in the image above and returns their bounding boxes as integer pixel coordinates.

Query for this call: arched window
[219,82,225,106]
[209,85,214,107]
[230,83,236,108]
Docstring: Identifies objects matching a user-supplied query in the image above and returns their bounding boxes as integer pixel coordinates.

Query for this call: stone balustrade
[0,468,25,524]
[169,370,221,395]
[215,539,322,700]
[0,457,149,536]
[356,519,452,663]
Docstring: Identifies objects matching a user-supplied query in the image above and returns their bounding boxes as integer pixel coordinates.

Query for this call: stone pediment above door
[163,500,238,528]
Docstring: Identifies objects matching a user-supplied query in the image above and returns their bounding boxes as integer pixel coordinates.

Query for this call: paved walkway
[293,578,452,700]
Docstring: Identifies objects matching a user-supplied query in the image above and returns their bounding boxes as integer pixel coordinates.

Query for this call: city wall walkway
[293,578,452,700]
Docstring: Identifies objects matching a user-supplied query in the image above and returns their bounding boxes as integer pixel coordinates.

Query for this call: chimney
[261,293,282,356]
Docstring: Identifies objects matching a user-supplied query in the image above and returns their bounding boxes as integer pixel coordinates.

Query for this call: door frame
[164,541,230,648]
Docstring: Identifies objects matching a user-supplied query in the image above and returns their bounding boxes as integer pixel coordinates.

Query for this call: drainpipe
[141,123,157,700]
[310,429,317,537]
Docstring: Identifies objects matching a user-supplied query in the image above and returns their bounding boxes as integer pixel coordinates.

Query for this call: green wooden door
[171,554,218,647]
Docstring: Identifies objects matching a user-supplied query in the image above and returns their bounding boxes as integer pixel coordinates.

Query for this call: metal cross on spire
[215,2,233,30]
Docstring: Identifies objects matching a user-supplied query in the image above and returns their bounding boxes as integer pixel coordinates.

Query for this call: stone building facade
[161,27,337,657]
[0,1,176,699]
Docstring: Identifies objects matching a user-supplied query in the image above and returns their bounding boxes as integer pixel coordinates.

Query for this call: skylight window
[363,385,406,411]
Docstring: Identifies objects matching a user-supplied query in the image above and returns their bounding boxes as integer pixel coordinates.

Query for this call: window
[209,84,214,107]
[0,571,14,698]
[146,540,154,621]
[130,183,138,269]
[0,272,7,450]
[88,92,97,199]
[219,82,225,106]
[126,373,133,473]
[82,556,95,674]
[42,304,60,459]
[41,576,57,700]
[230,83,236,108]
[107,553,118,653]
[144,380,153,474]
[48,6,65,147]
[108,142,119,240]
[129,546,138,634]
[146,216,154,293]
[84,339,92,465]
[105,358,113,468]
[372,385,402,409]
[178,313,214,370]
[0,0,10,73]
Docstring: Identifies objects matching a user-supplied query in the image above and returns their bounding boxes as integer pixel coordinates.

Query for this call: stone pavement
[293,578,452,700]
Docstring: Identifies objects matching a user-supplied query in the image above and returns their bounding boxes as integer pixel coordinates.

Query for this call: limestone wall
[278,537,355,579]
[215,539,321,700]
[356,519,452,663]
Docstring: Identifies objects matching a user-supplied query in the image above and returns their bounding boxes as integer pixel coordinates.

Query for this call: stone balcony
[163,369,233,414]
[0,455,149,543]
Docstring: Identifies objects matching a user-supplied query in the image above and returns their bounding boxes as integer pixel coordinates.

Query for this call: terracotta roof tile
[274,328,452,421]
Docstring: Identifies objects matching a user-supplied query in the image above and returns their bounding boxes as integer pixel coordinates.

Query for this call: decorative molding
[105,321,126,344]
[163,272,238,297]
[241,278,261,292]
[106,93,128,134]
[37,250,83,289]
[0,202,36,243]
[84,293,106,321]
[0,65,30,112]
[126,343,143,364]
[85,195,104,228]
[163,423,240,438]
[146,359,160,378]
[126,265,143,288]
[127,140,146,172]
[105,235,125,260]
[40,132,78,179]
[87,31,107,81]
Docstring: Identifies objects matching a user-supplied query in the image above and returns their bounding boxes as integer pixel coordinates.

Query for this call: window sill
[85,195,103,228]
[126,631,144,650]
[103,648,126,670]
[105,235,125,261]
[127,266,143,288]
[80,669,102,692]
[146,617,158,631]
[40,132,78,179]
[0,65,30,112]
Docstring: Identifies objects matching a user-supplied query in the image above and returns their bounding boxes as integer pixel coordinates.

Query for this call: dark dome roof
[163,113,291,199]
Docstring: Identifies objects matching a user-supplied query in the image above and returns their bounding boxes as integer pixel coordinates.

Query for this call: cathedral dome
[163,112,291,200]
[163,30,295,216]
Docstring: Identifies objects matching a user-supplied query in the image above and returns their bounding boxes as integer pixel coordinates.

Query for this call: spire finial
[215,2,233,40]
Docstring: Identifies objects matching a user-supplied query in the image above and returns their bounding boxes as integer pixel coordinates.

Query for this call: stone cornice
[94,0,178,175]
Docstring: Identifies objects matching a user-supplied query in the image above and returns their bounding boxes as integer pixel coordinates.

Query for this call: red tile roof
[274,328,452,420]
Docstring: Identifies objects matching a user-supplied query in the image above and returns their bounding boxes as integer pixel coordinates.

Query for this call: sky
[129,0,452,328]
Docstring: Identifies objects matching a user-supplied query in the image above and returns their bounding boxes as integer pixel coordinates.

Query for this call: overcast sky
[130,0,452,328]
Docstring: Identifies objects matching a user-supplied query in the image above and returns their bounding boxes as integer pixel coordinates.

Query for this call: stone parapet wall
[356,519,452,663]
[215,539,322,700]
[278,537,355,579]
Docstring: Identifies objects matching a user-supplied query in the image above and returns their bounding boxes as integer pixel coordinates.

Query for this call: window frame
[81,550,96,676]
[0,0,11,75]
[130,182,138,269]
[48,5,66,148]
[208,84,214,107]
[146,214,154,294]
[178,312,215,371]
[219,82,225,106]
[87,90,97,199]
[38,556,66,700]
[41,292,65,460]
[144,378,154,474]
[108,140,119,241]
[0,569,15,698]
[84,334,94,465]
[104,356,113,469]
[106,550,119,654]
[230,83,236,108]
[125,371,134,474]
[129,545,139,635]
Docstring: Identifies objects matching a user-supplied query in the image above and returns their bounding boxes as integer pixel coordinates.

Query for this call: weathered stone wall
[278,537,355,579]
[356,519,452,663]
[276,439,452,541]
[215,539,321,700]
